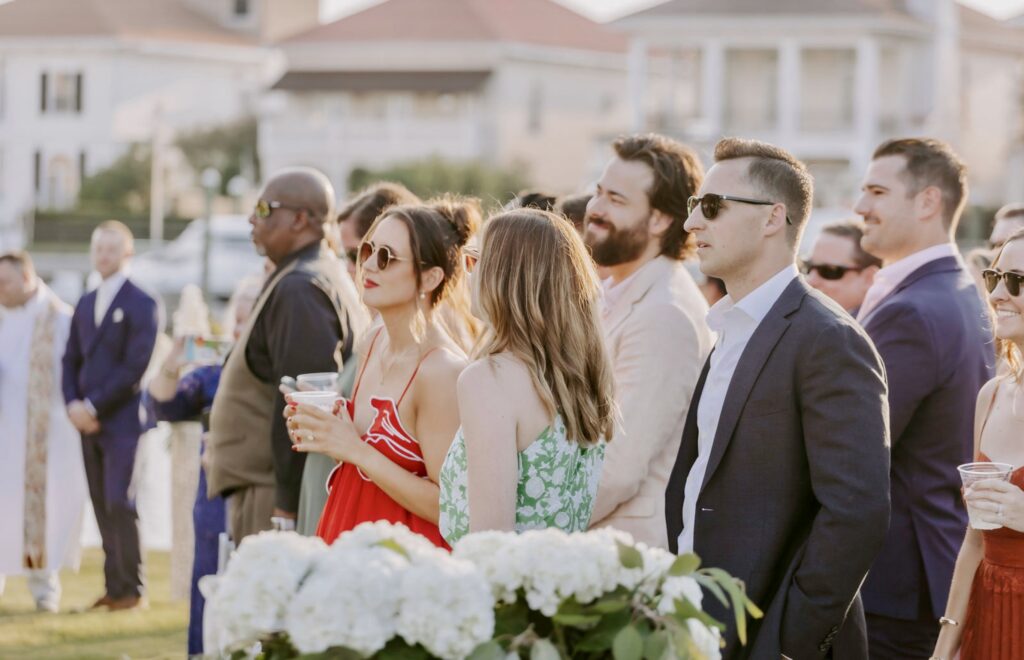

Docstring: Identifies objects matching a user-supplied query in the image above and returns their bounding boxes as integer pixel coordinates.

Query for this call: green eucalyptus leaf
[374,538,410,559]
[552,612,602,629]
[616,541,644,570]
[466,641,508,660]
[670,597,725,631]
[575,608,633,652]
[586,598,631,615]
[667,553,701,577]
[495,599,531,637]
[643,630,670,660]
[692,573,729,609]
[612,625,644,660]
[530,638,562,660]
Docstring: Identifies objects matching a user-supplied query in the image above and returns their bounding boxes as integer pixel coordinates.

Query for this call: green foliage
[347,157,530,209]
[176,117,260,194]
[76,143,152,213]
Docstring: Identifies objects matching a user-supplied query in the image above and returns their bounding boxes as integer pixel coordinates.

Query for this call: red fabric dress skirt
[960,458,1024,659]
[315,396,449,550]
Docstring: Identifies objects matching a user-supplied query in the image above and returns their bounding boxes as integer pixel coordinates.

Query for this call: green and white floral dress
[438,415,605,545]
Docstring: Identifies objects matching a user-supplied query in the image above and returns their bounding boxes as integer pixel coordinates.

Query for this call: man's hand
[67,400,100,434]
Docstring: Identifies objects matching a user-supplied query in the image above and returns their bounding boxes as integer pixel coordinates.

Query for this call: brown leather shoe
[107,595,148,611]
[89,594,114,609]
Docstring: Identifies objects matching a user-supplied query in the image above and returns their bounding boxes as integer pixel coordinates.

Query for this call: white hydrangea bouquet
[201,522,761,660]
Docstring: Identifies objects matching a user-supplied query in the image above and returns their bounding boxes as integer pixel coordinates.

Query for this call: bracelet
[939,616,959,627]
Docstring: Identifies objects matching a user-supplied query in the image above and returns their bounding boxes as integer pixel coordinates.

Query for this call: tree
[76,144,151,213]
[176,117,260,194]
[347,157,530,209]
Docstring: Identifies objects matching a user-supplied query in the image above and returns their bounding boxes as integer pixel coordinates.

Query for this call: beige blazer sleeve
[590,300,706,525]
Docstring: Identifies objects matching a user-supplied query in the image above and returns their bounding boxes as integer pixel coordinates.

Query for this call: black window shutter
[75,73,83,112]
[33,151,41,191]
[40,72,47,112]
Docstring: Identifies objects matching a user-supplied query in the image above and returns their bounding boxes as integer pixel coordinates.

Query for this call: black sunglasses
[687,193,792,225]
[800,261,864,281]
[254,199,306,219]
[358,241,414,271]
[982,268,1024,297]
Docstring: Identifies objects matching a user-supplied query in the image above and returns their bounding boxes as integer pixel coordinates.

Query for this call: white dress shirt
[93,269,128,327]
[856,242,958,322]
[677,264,799,554]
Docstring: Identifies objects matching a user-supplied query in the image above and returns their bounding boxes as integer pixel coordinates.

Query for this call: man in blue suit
[854,139,994,658]
[63,221,158,611]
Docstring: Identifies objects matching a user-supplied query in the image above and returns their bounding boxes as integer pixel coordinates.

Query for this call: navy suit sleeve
[864,301,938,443]
[85,291,159,418]
[781,320,891,658]
[62,300,86,404]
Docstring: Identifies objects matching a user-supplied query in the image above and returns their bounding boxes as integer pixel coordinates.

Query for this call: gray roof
[623,0,911,19]
[271,71,493,93]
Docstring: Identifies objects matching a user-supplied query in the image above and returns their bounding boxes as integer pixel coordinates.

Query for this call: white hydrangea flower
[687,619,722,660]
[396,553,495,659]
[286,543,407,655]
[452,531,526,604]
[205,531,325,651]
[656,575,704,615]
[332,520,446,563]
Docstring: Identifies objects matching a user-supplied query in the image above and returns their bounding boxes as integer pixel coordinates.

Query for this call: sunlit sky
[325,0,1024,22]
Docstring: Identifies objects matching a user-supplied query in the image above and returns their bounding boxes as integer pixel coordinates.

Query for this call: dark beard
[585,221,649,267]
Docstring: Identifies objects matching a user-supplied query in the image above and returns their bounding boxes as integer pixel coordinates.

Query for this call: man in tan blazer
[584,134,713,548]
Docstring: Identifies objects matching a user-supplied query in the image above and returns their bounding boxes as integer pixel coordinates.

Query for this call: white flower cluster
[658,576,721,660]
[202,531,326,653]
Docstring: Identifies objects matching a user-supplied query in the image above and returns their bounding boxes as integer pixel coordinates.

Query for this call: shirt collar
[98,268,129,294]
[706,264,798,333]
[270,241,323,277]
[874,243,957,288]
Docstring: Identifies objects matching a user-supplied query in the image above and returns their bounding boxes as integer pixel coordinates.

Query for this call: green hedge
[31,210,191,246]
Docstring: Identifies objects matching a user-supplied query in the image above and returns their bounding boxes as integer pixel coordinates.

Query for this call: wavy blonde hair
[992,227,1024,381]
[475,209,615,446]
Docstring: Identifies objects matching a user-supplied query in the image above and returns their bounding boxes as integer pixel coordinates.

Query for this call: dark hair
[339,182,420,239]
[820,218,882,269]
[872,138,968,231]
[506,190,558,213]
[556,193,591,231]
[713,137,814,245]
[367,195,481,306]
[0,250,34,274]
[613,134,704,260]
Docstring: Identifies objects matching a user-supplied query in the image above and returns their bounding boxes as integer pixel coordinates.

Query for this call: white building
[614,0,1024,210]
[259,0,630,195]
[0,0,319,248]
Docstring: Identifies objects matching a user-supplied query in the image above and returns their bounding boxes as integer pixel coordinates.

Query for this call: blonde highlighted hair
[475,209,615,447]
[992,228,1024,382]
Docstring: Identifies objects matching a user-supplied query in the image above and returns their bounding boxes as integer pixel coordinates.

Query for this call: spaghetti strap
[396,347,441,407]
[351,327,384,404]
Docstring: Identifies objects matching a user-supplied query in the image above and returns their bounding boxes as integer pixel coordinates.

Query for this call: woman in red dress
[285,198,479,548]
[934,228,1024,660]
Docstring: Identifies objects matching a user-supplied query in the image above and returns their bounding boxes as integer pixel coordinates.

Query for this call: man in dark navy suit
[855,139,994,658]
[63,221,158,611]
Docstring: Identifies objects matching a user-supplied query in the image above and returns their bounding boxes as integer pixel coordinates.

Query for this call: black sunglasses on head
[687,193,792,225]
[800,261,864,281]
[982,268,1024,297]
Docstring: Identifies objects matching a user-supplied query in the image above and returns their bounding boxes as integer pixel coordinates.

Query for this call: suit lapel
[85,280,130,356]
[699,278,805,494]
[602,258,671,339]
[860,256,961,326]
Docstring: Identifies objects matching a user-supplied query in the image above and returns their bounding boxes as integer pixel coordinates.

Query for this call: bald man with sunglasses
[206,167,355,541]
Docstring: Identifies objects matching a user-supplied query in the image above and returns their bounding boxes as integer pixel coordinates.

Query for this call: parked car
[131,215,264,300]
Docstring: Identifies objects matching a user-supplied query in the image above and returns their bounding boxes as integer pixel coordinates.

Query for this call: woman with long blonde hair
[438,209,615,543]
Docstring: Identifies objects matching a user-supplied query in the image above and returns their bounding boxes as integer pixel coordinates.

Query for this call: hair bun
[429,195,482,247]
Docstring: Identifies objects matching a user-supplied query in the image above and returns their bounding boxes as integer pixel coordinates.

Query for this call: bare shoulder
[416,345,468,390]
[976,377,1001,414]
[457,354,530,402]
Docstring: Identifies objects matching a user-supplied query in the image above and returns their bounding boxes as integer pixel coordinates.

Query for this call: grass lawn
[0,549,188,659]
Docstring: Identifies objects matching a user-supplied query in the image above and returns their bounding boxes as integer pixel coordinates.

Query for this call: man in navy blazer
[854,139,994,658]
[63,221,158,611]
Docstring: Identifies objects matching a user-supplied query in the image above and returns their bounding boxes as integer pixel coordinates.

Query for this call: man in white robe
[0,251,88,612]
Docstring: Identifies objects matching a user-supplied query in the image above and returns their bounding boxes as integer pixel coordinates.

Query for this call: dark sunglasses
[254,199,305,219]
[358,241,414,271]
[462,247,480,275]
[800,261,864,281]
[982,268,1024,296]
[687,193,792,225]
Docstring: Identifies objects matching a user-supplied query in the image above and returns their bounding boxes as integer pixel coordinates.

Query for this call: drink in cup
[296,372,340,392]
[958,461,1014,530]
[288,391,341,412]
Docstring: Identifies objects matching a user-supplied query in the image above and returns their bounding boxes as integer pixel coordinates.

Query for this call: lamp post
[200,167,221,297]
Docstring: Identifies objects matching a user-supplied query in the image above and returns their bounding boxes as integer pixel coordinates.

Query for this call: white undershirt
[93,269,128,327]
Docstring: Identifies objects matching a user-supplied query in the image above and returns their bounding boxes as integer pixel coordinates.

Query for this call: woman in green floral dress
[439,209,616,544]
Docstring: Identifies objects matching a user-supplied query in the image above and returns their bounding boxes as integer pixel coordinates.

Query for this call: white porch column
[778,39,801,142]
[627,38,649,132]
[854,36,880,175]
[700,39,724,138]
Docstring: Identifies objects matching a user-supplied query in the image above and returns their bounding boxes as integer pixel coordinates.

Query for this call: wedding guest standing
[933,228,1024,660]
[802,218,880,314]
[584,134,712,549]
[205,167,354,542]
[854,139,994,659]
[989,203,1024,251]
[666,138,890,658]
[0,252,87,613]
[438,209,615,544]
[63,221,158,611]
[337,182,420,278]
[286,199,475,548]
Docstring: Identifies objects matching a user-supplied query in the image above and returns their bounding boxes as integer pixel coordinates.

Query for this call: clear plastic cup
[297,372,340,392]
[288,391,341,412]
[958,461,1014,530]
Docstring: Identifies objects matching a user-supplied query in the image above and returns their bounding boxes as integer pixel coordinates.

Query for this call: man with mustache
[584,133,713,549]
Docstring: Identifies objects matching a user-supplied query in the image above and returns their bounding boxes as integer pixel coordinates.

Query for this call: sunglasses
[462,247,480,275]
[687,193,792,225]
[800,261,863,281]
[982,268,1024,296]
[358,241,415,271]
[254,199,305,219]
